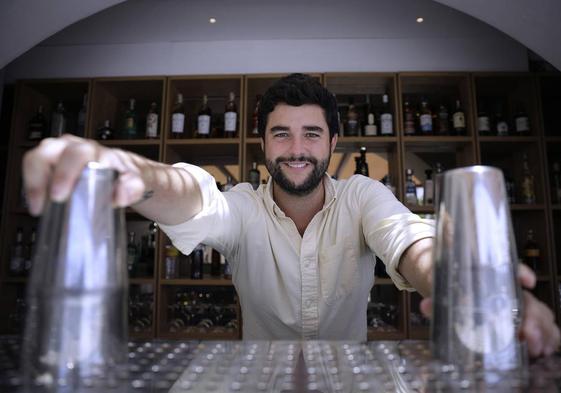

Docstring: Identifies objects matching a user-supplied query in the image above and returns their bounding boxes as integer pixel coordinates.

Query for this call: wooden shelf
[403,136,471,143]
[545,136,561,143]
[161,278,233,286]
[129,278,155,285]
[245,137,261,144]
[510,204,546,211]
[374,277,393,285]
[408,205,435,214]
[478,136,539,143]
[408,327,430,340]
[166,138,240,145]
[158,330,239,340]
[98,139,161,146]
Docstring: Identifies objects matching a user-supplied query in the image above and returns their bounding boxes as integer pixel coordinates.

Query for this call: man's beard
[265,154,330,196]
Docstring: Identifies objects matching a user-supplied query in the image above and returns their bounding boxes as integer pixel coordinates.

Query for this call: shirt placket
[300,225,320,339]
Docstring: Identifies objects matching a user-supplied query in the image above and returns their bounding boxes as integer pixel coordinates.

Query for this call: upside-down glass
[22,162,128,392]
[431,166,527,374]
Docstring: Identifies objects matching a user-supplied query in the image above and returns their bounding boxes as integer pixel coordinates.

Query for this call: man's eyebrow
[303,125,324,132]
[270,126,290,132]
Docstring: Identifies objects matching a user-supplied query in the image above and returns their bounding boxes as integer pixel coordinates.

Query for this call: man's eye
[306,133,320,138]
[274,133,288,138]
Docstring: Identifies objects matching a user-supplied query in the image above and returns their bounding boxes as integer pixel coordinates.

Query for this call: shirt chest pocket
[319,240,359,305]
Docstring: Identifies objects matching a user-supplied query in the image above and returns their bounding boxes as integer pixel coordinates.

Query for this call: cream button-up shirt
[159,164,435,340]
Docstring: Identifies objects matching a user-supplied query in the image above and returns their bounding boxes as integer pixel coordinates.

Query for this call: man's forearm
[125,152,203,226]
[397,237,434,297]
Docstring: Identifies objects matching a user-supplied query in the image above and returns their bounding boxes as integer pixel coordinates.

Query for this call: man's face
[262,103,337,196]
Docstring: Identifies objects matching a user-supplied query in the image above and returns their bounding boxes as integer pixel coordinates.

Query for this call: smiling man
[23,74,560,354]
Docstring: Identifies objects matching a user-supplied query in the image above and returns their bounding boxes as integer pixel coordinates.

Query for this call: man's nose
[287,135,306,157]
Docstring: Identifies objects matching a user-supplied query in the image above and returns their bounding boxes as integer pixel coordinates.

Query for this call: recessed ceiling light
[416,17,424,23]
[209,17,217,24]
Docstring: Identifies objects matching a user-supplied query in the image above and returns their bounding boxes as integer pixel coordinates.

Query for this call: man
[23,74,559,356]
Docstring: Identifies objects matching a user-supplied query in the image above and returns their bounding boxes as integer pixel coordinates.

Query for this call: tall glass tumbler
[22,162,128,392]
[431,166,527,373]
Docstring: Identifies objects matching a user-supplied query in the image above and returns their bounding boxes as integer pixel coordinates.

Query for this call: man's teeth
[287,162,307,168]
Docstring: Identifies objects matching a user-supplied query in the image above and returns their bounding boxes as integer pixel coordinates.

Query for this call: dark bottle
[171,93,186,139]
[28,105,47,141]
[51,101,67,137]
[196,95,212,138]
[97,120,114,140]
[452,99,466,135]
[248,162,260,190]
[224,92,237,138]
[164,245,179,279]
[345,98,360,137]
[127,232,139,276]
[437,104,449,135]
[191,244,204,279]
[523,229,540,273]
[424,169,434,205]
[380,94,393,136]
[504,172,516,204]
[419,100,433,135]
[76,94,88,137]
[521,153,536,204]
[405,169,417,205]
[251,95,262,136]
[514,104,530,136]
[477,104,491,136]
[403,101,416,136]
[211,249,222,277]
[354,146,369,177]
[124,98,138,139]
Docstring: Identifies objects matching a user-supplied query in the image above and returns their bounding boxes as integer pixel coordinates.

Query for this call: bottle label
[497,121,509,136]
[420,114,432,132]
[224,112,237,132]
[146,113,158,138]
[364,125,377,136]
[172,113,185,133]
[198,115,211,135]
[404,114,416,134]
[478,116,490,132]
[515,117,530,133]
[521,178,535,203]
[381,114,393,135]
[453,112,465,128]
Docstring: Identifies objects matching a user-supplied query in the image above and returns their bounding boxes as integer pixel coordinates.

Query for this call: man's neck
[272,178,326,237]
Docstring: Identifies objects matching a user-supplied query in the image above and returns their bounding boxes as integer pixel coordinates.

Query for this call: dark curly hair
[258,73,339,140]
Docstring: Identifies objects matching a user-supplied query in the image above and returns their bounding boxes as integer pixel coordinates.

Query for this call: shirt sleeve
[156,163,248,263]
[357,178,436,291]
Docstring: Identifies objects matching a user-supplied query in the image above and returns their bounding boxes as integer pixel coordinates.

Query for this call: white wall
[4,0,529,81]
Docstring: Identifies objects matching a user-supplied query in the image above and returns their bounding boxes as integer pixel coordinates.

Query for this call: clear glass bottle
[197,94,212,138]
[76,94,88,137]
[420,100,433,135]
[380,93,393,136]
[248,162,261,190]
[171,93,186,138]
[405,169,418,205]
[224,91,237,138]
[520,153,536,204]
[51,101,67,137]
[452,99,466,135]
[145,101,159,139]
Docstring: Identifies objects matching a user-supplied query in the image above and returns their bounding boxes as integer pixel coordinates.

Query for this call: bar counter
[1,337,559,392]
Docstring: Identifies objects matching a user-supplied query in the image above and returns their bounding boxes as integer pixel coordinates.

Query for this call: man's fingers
[518,263,536,289]
[22,137,72,215]
[420,297,432,318]
[519,291,561,357]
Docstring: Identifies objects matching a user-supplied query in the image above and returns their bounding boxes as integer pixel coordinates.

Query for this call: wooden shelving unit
[1,71,559,341]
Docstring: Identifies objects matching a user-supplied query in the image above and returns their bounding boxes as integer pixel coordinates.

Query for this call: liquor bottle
[223,176,234,192]
[252,95,262,136]
[419,100,433,135]
[51,101,67,137]
[354,146,369,177]
[552,162,561,204]
[196,94,212,138]
[424,169,434,205]
[224,92,237,138]
[127,232,139,276]
[10,228,25,276]
[504,172,516,204]
[211,249,222,277]
[146,222,157,276]
[164,245,179,279]
[433,162,444,206]
[24,227,37,275]
[523,229,540,273]
[28,105,47,141]
[495,105,509,136]
[514,104,530,136]
[124,98,138,139]
[403,101,416,136]
[171,93,186,139]
[477,104,491,136]
[248,162,260,190]
[363,95,377,136]
[145,102,159,139]
[191,244,204,279]
[521,153,536,204]
[382,174,396,195]
[345,98,359,137]
[97,120,114,140]
[437,105,449,135]
[76,94,88,137]
[405,169,418,205]
[380,94,393,136]
[452,99,466,135]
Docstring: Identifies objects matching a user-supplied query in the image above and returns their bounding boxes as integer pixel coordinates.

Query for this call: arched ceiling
[1,0,559,71]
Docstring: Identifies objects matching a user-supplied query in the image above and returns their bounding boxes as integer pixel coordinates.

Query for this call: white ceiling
[1,0,560,70]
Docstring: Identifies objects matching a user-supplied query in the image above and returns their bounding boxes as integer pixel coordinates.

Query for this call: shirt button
[305,300,313,308]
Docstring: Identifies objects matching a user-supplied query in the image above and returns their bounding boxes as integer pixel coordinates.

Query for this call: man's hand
[23,135,148,216]
[420,264,561,357]
[22,135,202,225]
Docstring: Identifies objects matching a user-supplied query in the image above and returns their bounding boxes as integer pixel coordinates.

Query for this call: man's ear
[330,133,338,154]
[260,137,264,152]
